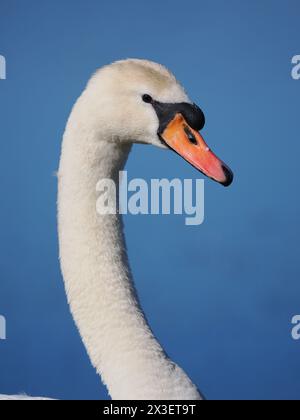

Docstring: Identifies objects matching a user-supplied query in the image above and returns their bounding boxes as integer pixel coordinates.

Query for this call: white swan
[0,59,233,400]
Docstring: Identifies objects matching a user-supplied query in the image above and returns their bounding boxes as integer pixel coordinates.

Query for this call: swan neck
[58,115,201,400]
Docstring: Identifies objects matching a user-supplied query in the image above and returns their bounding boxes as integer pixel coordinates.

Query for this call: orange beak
[160,114,233,187]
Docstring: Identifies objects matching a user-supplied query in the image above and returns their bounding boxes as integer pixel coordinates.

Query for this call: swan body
[1,59,233,400]
[0,395,52,400]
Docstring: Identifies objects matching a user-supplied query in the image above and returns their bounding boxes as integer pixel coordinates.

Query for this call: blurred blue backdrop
[0,0,299,400]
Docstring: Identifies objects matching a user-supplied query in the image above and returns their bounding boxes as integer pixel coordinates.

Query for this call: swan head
[81,59,233,187]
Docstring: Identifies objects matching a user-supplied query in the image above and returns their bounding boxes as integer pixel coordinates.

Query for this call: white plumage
[1,60,204,400]
[0,395,52,400]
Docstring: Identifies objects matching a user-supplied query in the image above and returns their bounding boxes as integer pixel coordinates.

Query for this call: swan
[0,59,233,400]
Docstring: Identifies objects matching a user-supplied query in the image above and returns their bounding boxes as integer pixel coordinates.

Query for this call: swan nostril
[184,126,198,145]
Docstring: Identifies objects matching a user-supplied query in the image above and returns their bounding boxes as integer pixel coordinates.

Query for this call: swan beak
[160,114,233,187]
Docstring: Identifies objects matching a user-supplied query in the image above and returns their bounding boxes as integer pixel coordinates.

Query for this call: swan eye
[142,94,153,104]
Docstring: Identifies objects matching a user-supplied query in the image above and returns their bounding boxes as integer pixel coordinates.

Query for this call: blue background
[0,0,299,400]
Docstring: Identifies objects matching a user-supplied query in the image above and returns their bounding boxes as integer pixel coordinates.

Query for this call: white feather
[0,395,53,400]
[2,60,202,400]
